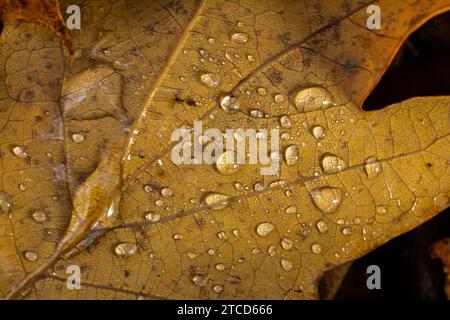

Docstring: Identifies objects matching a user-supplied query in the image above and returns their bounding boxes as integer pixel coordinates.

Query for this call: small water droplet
[173,233,182,240]
[274,94,285,103]
[246,54,255,62]
[215,151,239,175]
[72,133,85,143]
[285,205,297,215]
[200,73,220,88]
[12,146,27,158]
[311,126,326,140]
[24,251,38,262]
[268,245,276,257]
[321,154,347,173]
[376,205,387,215]
[143,185,153,192]
[257,87,267,96]
[230,32,248,44]
[342,227,352,236]
[316,220,328,233]
[279,115,292,128]
[310,187,343,214]
[364,156,382,179]
[31,209,47,223]
[234,182,244,191]
[281,259,293,271]
[114,243,137,258]
[251,248,261,255]
[294,86,335,111]
[203,193,231,210]
[284,145,299,165]
[217,231,228,240]
[191,274,208,286]
[161,187,173,198]
[215,263,226,271]
[144,212,160,222]
[232,229,240,237]
[249,109,264,118]
[311,243,322,254]
[207,248,216,256]
[220,95,240,113]
[253,181,264,192]
[281,238,293,250]
[209,284,222,296]
[19,184,26,191]
[256,222,275,237]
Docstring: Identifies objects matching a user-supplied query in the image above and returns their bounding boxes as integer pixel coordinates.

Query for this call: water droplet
[281,238,293,250]
[251,248,261,255]
[191,274,208,286]
[311,126,326,140]
[285,205,297,215]
[246,54,255,62]
[230,32,248,44]
[24,251,38,262]
[376,205,387,215]
[215,263,226,271]
[274,94,285,103]
[256,222,275,237]
[31,209,47,223]
[364,156,382,179]
[268,245,276,257]
[253,181,264,192]
[220,95,240,113]
[114,243,137,258]
[145,212,160,222]
[207,248,216,256]
[342,227,352,236]
[187,252,197,259]
[284,145,299,165]
[249,109,264,118]
[232,229,240,237]
[316,220,328,233]
[173,233,182,240]
[269,180,286,188]
[310,187,343,214]
[12,146,27,158]
[161,187,173,197]
[311,243,322,254]
[19,184,26,191]
[279,115,292,128]
[234,182,244,191]
[212,284,223,293]
[200,73,220,88]
[144,185,153,192]
[217,231,228,240]
[294,86,335,112]
[257,87,267,96]
[215,151,239,175]
[0,192,12,213]
[203,193,231,210]
[281,259,293,271]
[321,154,347,173]
[155,199,164,207]
[72,133,85,143]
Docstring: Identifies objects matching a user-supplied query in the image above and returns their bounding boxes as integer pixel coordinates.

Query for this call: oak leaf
[0,0,449,300]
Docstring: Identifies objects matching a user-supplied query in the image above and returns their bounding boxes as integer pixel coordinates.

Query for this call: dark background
[334,11,450,300]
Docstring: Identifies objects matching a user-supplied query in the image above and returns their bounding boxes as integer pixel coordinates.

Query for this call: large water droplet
[256,222,275,237]
[364,156,382,179]
[284,145,299,165]
[203,193,231,210]
[200,73,220,88]
[114,243,137,258]
[310,187,343,214]
[294,86,335,112]
[31,209,47,223]
[321,154,347,173]
[230,32,248,44]
[72,133,85,143]
[215,151,239,175]
[0,192,12,213]
[220,95,240,113]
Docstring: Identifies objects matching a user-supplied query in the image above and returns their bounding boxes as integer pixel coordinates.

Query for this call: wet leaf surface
[0,0,449,299]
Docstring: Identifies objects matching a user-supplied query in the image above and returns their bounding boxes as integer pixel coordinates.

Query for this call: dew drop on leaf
[212,284,223,293]
[230,32,248,44]
[311,243,322,254]
[72,133,85,143]
[203,193,231,210]
[200,73,220,88]
[321,154,347,173]
[279,115,292,128]
[215,151,239,175]
[24,251,38,262]
[144,212,160,222]
[364,156,382,179]
[256,222,275,237]
[0,192,13,213]
[284,144,299,165]
[31,209,47,223]
[281,259,293,271]
[310,187,343,214]
[311,125,326,140]
[281,237,293,250]
[220,95,240,113]
[294,86,335,112]
[114,243,137,258]
[12,146,27,158]
[191,274,207,286]
[316,220,328,233]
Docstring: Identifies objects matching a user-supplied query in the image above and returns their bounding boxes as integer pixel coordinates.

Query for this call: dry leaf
[0,0,449,300]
